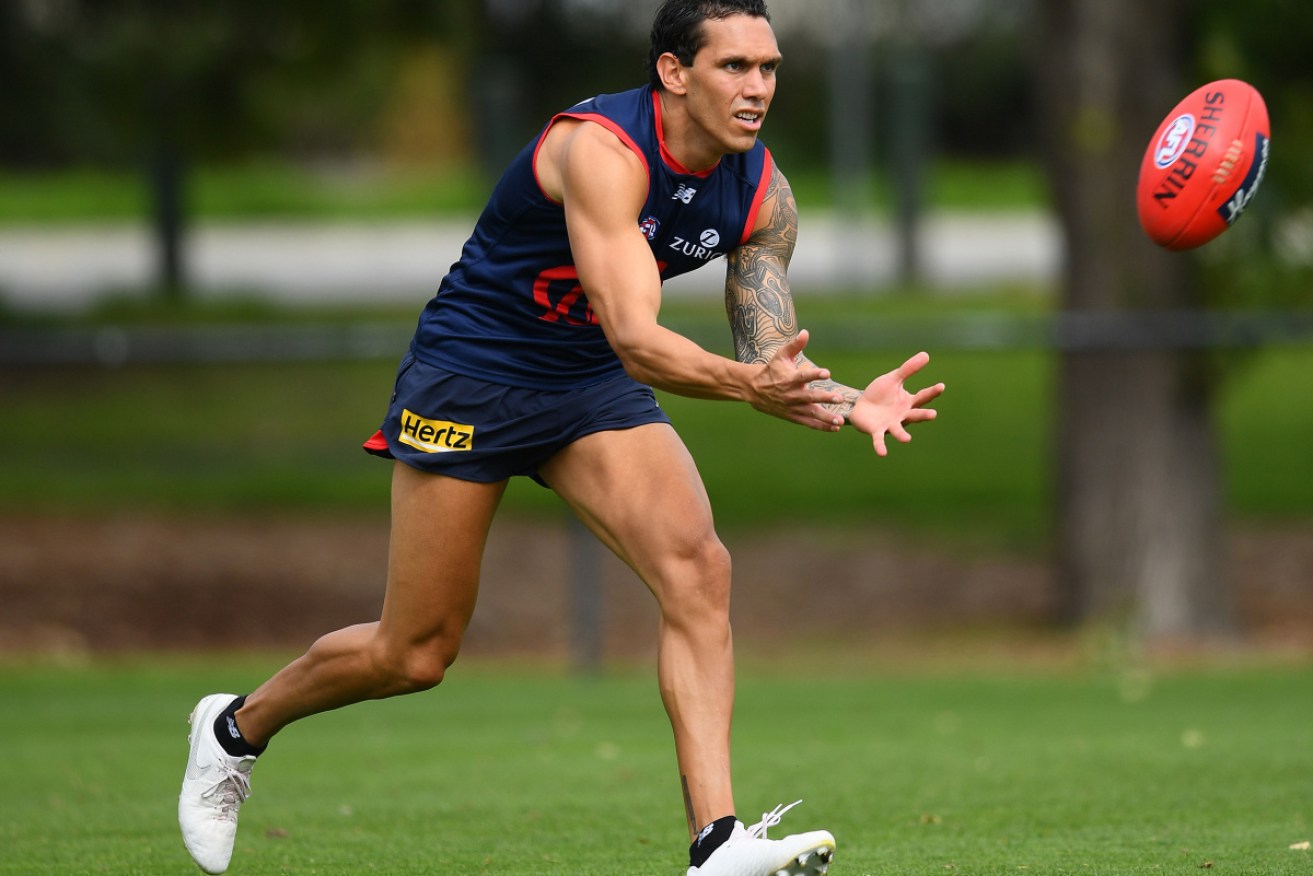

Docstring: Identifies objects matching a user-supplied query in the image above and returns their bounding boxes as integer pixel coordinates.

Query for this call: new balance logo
[398,409,475,453]
[226,716,241,740]
[672,184,698,204]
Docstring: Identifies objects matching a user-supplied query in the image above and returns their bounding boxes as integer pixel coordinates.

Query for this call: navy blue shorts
[363,353,671,485]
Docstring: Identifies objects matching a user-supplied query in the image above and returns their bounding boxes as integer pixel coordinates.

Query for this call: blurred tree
[1195,0,1313,313]
[1037,0,1234,642]
[2,0,482,296]
[1198,0,1312,208]
[1,2,1051,183]
[374,44,473,168]
[467,0,649,176]
[883,0,929,285]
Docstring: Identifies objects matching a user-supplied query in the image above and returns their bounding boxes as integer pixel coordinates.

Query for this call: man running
[179,2,944,873]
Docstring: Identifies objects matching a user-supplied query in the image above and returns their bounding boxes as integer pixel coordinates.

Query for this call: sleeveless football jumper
[365,85,774,481]
[412,84,773,390]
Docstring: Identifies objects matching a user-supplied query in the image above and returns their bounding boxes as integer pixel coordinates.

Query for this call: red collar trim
[653,91,719,179]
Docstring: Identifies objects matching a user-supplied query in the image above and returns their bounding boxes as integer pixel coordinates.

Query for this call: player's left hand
[848,352,944,457]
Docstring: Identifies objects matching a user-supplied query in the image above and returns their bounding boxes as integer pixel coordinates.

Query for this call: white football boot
[688,801,835,876]
[178,694,256,874]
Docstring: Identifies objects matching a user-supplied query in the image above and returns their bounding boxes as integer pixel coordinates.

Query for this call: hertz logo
[398,409,474,453]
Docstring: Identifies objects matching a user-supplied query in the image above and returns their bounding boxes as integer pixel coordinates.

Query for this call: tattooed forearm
[808,372,862,422]
[727,165,864,423]
[725,164,798,364]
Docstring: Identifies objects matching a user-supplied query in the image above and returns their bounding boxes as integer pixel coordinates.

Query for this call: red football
[1136,78,1270,250]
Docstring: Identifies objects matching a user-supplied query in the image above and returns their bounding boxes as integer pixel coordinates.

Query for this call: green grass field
[1,657,1309,875]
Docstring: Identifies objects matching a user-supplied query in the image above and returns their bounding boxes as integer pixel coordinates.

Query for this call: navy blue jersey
[409,85,774,390]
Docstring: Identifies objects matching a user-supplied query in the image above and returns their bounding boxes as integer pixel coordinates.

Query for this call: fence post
[568,515,603,675]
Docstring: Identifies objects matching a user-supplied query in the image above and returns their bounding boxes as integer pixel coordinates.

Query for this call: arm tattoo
[725,164,861,421]
[725,163,796,364]
[813,379,862,421]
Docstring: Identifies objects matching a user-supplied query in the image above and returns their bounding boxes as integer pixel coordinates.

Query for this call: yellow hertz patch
[397,409,475,453]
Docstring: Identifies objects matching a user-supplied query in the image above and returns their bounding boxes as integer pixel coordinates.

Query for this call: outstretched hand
[848,351,944,456]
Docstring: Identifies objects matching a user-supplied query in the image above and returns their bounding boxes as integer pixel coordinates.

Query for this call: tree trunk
[148,145,186,302]
[148,69,187,302]
[1037,0,1236,641]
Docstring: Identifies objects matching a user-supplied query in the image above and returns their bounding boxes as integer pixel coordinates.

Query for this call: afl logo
[700,229,720,248]
[639,216,660,240]
[1154,113,1196,169]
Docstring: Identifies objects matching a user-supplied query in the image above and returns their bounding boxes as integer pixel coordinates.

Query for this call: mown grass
[0,656,1309,875]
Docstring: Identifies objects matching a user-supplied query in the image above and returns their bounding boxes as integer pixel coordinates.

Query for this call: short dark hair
[648,0,771,91]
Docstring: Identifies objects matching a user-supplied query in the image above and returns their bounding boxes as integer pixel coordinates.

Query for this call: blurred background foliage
[0,0,1307,293]
[0,0,1030,174]
[2,1,1312,645]
[1,0,1310,523]
[0,2,1305,164]
[0,0,1053,229]
[2,1,1308,238]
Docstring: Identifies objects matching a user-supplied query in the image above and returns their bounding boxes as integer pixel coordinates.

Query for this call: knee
[657,536,733,626]
[695,538,733,608]
[370,637,460,696]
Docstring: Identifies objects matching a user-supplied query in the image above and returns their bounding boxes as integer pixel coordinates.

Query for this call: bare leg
[234,462,507,746]
[540,424,735,838]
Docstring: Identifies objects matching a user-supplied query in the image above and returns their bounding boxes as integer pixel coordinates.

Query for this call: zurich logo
[700,229,720,248]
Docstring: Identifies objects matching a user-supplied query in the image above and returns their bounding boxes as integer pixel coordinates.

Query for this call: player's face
[679,15,780,161]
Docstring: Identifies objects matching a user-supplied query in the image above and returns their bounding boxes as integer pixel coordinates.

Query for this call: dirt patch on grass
[1,514,1310,659]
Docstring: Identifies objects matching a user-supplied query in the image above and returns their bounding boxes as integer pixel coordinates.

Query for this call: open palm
[847,352,945,456]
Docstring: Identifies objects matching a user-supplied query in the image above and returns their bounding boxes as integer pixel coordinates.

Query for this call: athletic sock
[689,814,737,868]
[212,695,267,758]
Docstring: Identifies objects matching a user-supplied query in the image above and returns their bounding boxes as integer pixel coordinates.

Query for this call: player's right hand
[749,330,845,431]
